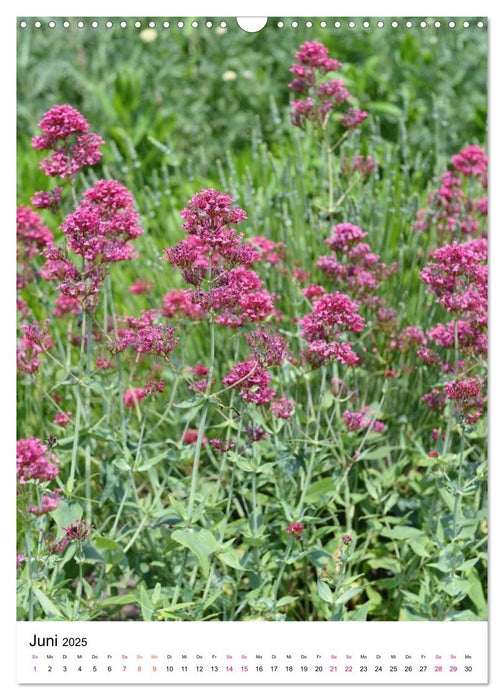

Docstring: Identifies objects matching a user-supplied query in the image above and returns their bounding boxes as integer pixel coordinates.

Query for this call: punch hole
[477,21,484,28]
[449,21,456,28]
[362,21,370,28]
[237,17,268,33]
[406,21,412,28]
[320,21,327,28]
[306,21,313,28]
[192,21,199,28]
[463,21,470,28]
[348,21,355,29]
[20,20,27,28]
[291,21,298,28]
[34,20,41,28]
[163,21,170,28]
[391,21,398,28]
[149,21,156,28]
[334,22,341,28]
[206,21,213,28]
[134,21,142,28]
[277,21,284,28]
[377,21,384,28]
[420,21,427,28]
[120,21,127,28]
[106,21,113,28]
[48,21,55,28]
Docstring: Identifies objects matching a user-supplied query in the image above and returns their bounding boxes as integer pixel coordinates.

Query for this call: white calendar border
[5,0,503,697]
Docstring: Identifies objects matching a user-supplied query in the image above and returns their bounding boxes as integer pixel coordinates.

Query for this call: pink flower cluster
[163,190,275,328]
[42,180,143,312]
[414,145,487,243]
[299,291,364,368]
[271,397,297,420]
[288,41,362,132]
[17,320,52,376]
[28,490,63,517]
[419,238,487,315]
[444,376,485,425]
[17,205,54,290]
[286,522,305,539]
[162,288,206,320]
[17,437,59,484]
[31,187,63,212]
[343,406,385,433]
[106,309,178,359]
[32,104,104,179]
[317,223,398,302]
[61,180,143,262]
[341,155,379,178]
[61,518,93,542]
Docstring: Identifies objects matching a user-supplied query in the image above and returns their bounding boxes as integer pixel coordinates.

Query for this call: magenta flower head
[17,436,59,484]
[286,522,305,540]
[288,41,351,132]
[342,533,353,545]
[28,490,63,517]
[32,104,104,179]
[61,519,93,542]
[61,179,143,263]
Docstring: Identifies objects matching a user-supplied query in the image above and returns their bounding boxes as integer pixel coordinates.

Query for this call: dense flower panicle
[451,145,488,180]
[209,438,236,453]
[248,236,287,266]
[162,289,206,320]
[324,223,368,252]
[43,533,69,555]
[183,429,208,446]
[340,108,368,130]
[289,41,355,131]
[422,389,447,413]
[107,310,178,358]
[286,522,305,539]
[341,155,379,178]
[17,320,52,376]
[53,293,81,318]
[179,189,247,245]
[427,317,487,357]
[244,328,289,367]
[61,180,143,262]
[30,187,63,211]
[17,437,59,484]
[419,238,487,314]
[271,397,296,420]
[302,283,325,299]
[129,278,154,295]
[414,146,487,242]
[343,406,385,433]
[17,206,54,283]
[32,104,104,178]
[123,387,147,408]
[222,358,276,405]
[318,224,397,304]
[144,378,164,396]
[61,519,93,542]
[54,411,72,427]
[245,426,270,443]
[299,292,364,368]
[444,376,485,424]
[28,490,63,517]
[394,326,427,351]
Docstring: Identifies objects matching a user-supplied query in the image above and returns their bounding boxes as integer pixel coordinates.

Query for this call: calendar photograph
[16,14,488,641]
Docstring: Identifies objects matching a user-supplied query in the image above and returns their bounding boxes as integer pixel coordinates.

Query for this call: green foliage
[16,18,487,622]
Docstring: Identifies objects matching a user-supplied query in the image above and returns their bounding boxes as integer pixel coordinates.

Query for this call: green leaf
[112,457,132,472]
[135,452,169,472]
[51,502,83,529]
[317,578,333,604]
[305,477,335,503]
[307,548,332,569]
[347,600,372,621]
[101,593,137,607]
[440,578,472,597]
[138,585,154,621]
[171,528,219,576]
[364,101,404,119]
[94,536,118,551]
[34,589,62,618]
[218,549,246,570]
[335,585,365,605]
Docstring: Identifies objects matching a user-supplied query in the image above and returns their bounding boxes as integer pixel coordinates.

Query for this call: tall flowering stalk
[288,41,369,213]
